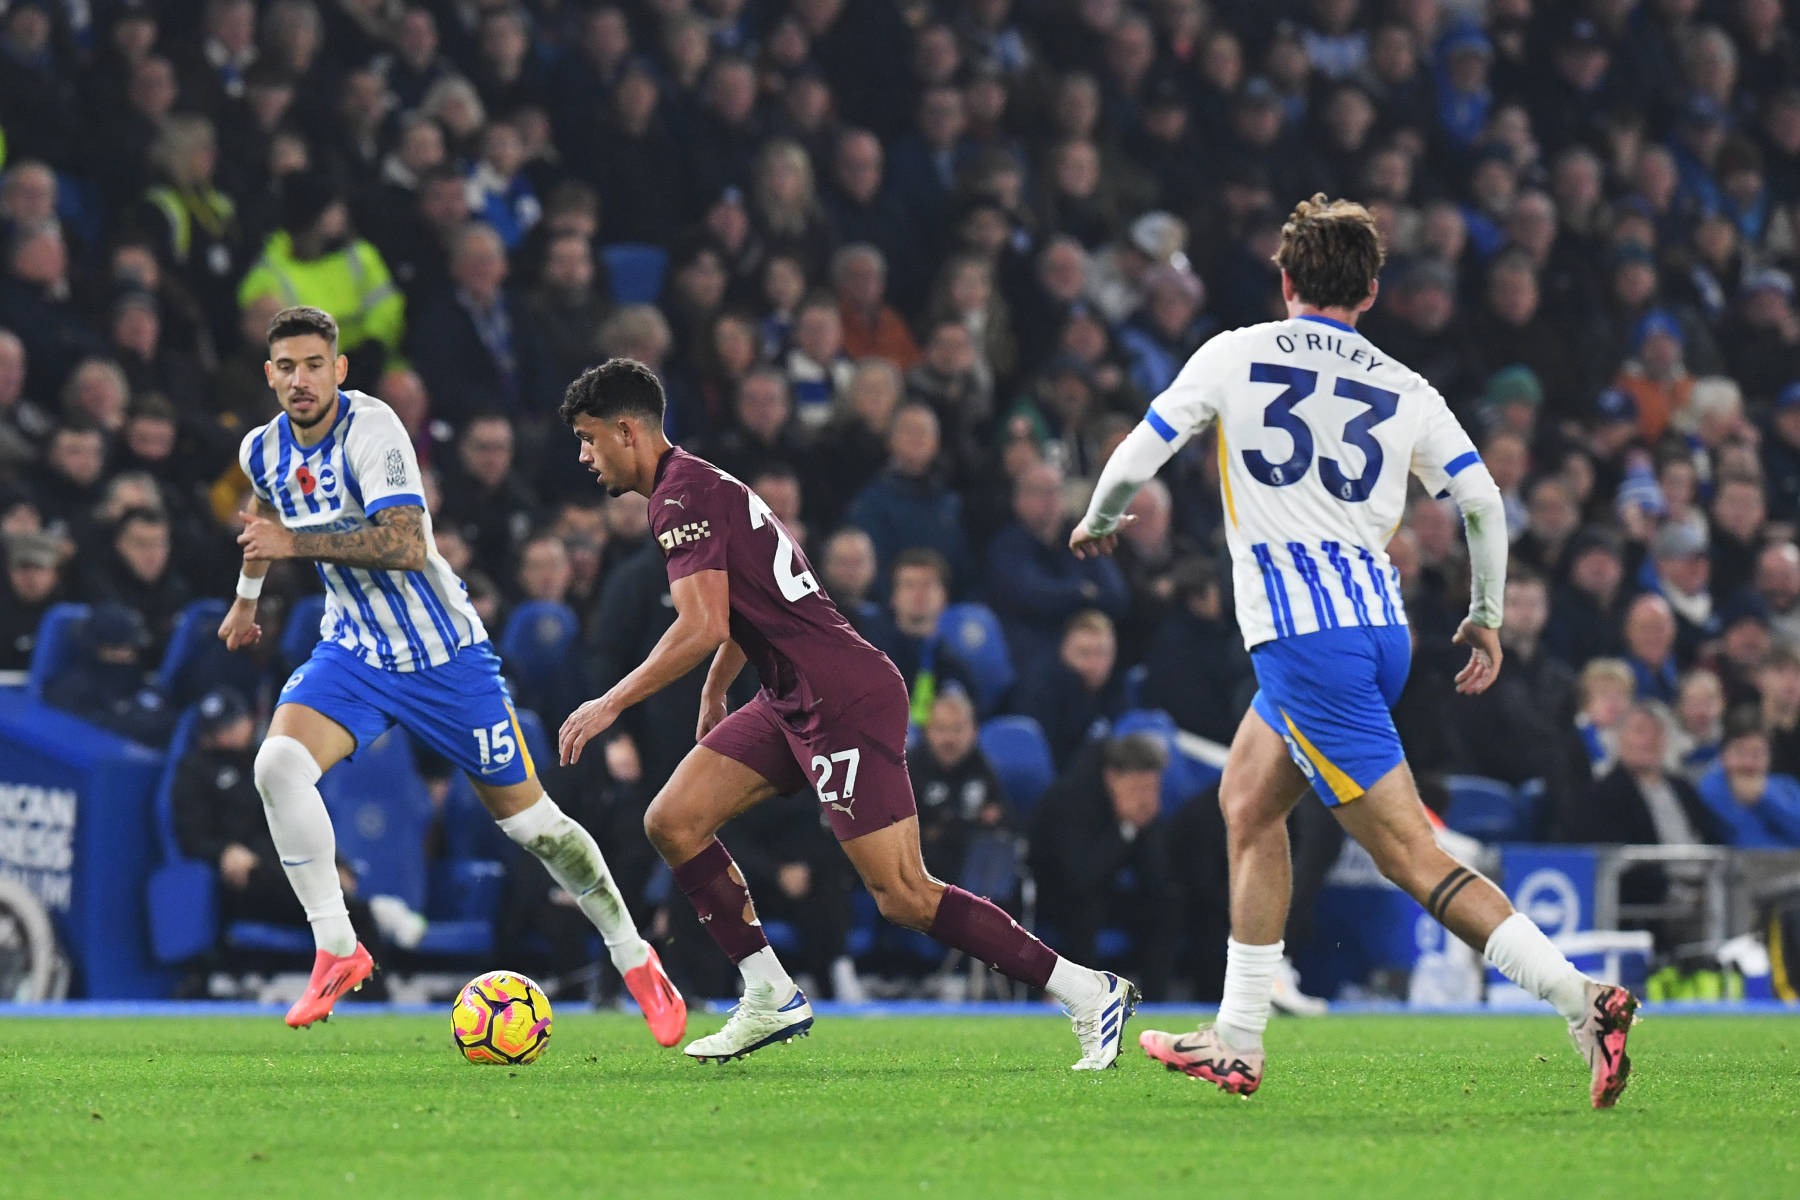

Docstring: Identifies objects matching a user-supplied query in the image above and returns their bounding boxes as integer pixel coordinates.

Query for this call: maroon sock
[927,885,1057,988]
[670,839,769,963]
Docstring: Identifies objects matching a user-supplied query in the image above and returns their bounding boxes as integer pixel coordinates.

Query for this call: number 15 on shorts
[810,748,860,812]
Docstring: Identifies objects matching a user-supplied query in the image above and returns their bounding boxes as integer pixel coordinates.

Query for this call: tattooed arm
[238,504,429,572]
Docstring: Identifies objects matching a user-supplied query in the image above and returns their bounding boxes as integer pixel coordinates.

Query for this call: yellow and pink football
[450,971,553,1065]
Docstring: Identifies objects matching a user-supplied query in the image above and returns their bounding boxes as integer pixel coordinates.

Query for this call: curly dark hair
[1271,193,1386,311]
[558,358,667,426]
[266,305,339,349]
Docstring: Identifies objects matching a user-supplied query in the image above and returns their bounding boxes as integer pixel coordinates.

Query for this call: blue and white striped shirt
[239,389,487,672]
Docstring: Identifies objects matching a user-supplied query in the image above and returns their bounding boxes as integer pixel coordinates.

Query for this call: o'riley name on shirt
[1274,330,1385,372]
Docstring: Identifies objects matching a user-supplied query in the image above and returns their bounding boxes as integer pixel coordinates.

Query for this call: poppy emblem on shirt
[296,465,317,495]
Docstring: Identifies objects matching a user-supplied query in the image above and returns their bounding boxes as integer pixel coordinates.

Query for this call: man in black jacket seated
[908,688,1013,888]
[1030,732,1183,1001]
[1139,557,1253,744]
[171,688,395,959]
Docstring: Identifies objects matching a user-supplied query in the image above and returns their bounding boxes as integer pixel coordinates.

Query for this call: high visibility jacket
[237,231,405,357]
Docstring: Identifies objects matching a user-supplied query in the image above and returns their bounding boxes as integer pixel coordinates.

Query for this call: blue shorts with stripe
[1249,624,1411,806]
[279,640,535,785]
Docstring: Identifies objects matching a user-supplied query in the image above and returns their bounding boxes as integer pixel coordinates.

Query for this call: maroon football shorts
[700,679,917,842]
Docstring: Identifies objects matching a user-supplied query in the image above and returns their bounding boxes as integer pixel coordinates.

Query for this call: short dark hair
[116,505,168,533]
[891,547,951,589]
[559,357,667,425]
[1102,731,1170,775]
[1722,704,1767,747]
[1272,193,1385,310]
[267,305,338,350]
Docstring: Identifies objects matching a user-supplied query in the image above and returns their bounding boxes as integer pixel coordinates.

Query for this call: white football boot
[1269,956,1329,1017]
[1068,971,1142,1070]
[683,982,814,1063]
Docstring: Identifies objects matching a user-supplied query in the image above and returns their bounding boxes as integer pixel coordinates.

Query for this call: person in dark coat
[1014,610,1127,769]
[908,688,1013,889]
[862,548,979,719]
[172,689,397,970]
[1140,558,1253,744]
[82,507,192,662]
[0,531,64,671]
[43,604,177,745]
[1030,732,1184,1001]
[406,223,556,432]
[844,402,972,594]
[435,415,540,589]
[982,459,1128,670]
[1555,704,1718,929]
[1545,528,1630,667]
[1448,569,1577,788]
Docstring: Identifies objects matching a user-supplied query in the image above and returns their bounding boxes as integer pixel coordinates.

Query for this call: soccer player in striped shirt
[1073,197,1638,1108]
[219,305,684,1041]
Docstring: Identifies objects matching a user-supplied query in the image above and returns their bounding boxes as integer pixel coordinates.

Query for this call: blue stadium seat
[145,706,221,964]
[27,603,89,701]
[601,242,669,304]
[978,716,1055,817]
[318,728,496,958]
[1443,775,1534,842]
[939,603,1014,713]
[158,599,261,705]
[282,593,327,670]
[1111,708,1219,814]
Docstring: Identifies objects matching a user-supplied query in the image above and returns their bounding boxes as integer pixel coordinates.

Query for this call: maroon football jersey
[648,447,903,723]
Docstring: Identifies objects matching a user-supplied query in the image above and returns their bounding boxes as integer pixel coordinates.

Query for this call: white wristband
[235,571,264,600]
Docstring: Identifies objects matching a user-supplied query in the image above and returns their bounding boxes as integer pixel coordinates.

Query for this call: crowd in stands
[2,0,1799,1001]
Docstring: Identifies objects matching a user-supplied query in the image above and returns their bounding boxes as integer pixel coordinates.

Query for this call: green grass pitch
[1,1011,1794,1199]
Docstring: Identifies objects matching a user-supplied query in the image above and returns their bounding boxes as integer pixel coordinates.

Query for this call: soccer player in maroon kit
[556,360,1137,1066]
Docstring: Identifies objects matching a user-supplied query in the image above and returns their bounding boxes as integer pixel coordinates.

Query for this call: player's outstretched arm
[697,640,747,740]
[1071,421,1174,558]
[560,569,732,765]
[238,504,428,572]
[219,495,278,651]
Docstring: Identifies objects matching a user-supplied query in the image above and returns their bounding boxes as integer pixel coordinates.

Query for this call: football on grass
[451,971,553,1064]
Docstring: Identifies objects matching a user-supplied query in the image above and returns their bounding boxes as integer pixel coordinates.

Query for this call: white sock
[254,736,355,956]
[1045,956,1103,1008]
[1216,938,1284,1051]
[738,946,796,997]
[1484,912,1590,1021]
[497,794,652,974]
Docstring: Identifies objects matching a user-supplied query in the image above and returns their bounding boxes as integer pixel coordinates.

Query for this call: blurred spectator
[138,115,243,348]
[845,401,971,593]
[1015,609,1125,769]
[825,129,915,298]
[515,531,572,608]
[1668,667,1727,781]
[1757,644,1800,777]
[703,367,807,485]
[1570,658,1637,782]
[1755,541,1800,646]
[1031,732,1182,1000]
[816,527,880,631]
[437,415,538,582]
[0,531,63,670]
[43,603,175,745]
[83,507,191,660]
[1761,384,1800,523]
[1709,473,1768,603]
[1558,701,1712,854]
[784,294,854,429]
[1111,479,1195,658]
[984,460,1127,668]
[1649,522,1719,662]
[1140,557,1252,744]
[465,118,540,253]
[408,223,553,430]
[0,222,107,399]
[833,244,918,371]
[1087,211,1188,326]
[237,176,403,389]
[811,359,899,529]
[1695,710,1800,848]
[865,548,978,725]
[909,687,1013,886]
[1622,592,1682,703]
[1450,568,1575,786]
[173,687,421,961]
